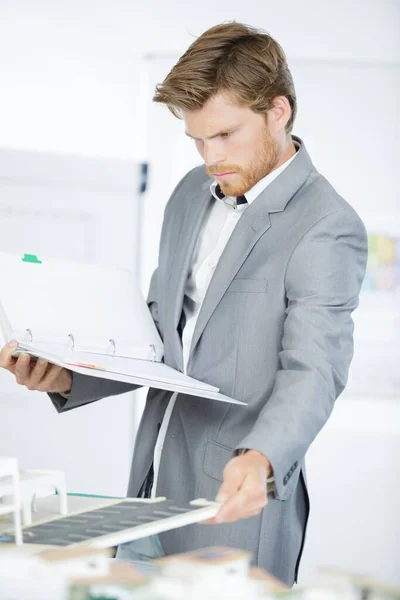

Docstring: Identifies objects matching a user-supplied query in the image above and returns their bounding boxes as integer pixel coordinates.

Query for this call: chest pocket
[227,278,268,293]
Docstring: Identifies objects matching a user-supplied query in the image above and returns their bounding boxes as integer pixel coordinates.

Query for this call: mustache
[206,165,241,175]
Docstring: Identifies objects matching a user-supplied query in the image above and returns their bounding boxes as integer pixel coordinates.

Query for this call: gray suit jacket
[51,136,368,585]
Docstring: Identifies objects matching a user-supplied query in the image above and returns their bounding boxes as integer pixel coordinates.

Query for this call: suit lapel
[186,203,272,373]
[167,180,213,371]
[186,137,314,371]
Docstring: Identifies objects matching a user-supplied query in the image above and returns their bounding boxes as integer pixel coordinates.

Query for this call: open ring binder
[67,333,75,351]
[19,329,160,364]
[108,338,116,357]
[150,344,156,363]
[0,252,244,405]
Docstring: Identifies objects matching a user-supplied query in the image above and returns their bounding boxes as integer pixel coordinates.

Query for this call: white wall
[0,2,152,495]
[0,150,143,497]
[1,0,399,585]
[303,401,400,586]
[0,12,149,160]
[2,0,399,62]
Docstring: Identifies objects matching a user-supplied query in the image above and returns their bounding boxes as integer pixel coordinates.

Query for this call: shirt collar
[210,141,299,207]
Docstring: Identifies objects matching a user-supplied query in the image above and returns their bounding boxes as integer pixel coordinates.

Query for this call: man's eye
[220,132,231,138]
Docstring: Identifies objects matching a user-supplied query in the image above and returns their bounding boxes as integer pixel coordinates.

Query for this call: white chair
[21,469,68,525]
[0,468,68,526]
[0,456,23,545]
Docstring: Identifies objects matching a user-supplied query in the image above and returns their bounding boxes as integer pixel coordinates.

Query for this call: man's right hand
[0,340,73,394]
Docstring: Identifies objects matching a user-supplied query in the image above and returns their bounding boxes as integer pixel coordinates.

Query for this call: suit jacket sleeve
[49,269,160,413]
[235,207,368,500]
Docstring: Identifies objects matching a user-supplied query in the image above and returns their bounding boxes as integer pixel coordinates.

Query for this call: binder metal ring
[150,344,156,362]
[25,328,33,342]
[68,334,75,350]
[108,338,116,357]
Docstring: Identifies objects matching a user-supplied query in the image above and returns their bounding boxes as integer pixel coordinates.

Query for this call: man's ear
[268,96,292,133]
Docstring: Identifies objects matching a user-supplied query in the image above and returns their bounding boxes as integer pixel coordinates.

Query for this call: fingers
[15,353,52,390]
[36,364,64,392]
[17,358,69,392]
[201,517,219,525]
[215,458,245,503]
[0,342,72,393]
[13,352,53,390]
[215,474,267,523]
[14,353,36,384]
[24,358,49,389]
[0,340,19,372]
[204,508,263,525]
[201,454,269,527]
[203,493,266,525]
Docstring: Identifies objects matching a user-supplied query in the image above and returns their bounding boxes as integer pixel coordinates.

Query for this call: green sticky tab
[22,254,42,264]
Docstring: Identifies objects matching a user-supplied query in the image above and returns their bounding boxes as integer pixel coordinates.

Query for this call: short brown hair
[153,22,297,133]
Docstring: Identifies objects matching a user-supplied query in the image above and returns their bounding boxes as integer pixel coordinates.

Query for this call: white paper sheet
[0,253,163,361]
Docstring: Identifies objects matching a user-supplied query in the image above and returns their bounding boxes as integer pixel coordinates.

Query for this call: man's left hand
[205,450,272,524]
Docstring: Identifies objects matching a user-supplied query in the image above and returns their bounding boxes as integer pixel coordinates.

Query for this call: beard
[206,125,281,197]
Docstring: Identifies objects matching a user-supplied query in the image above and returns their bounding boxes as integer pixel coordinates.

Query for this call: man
[0,22,368,585]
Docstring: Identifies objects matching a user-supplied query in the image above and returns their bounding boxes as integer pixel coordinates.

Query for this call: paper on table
[1,498,222,550]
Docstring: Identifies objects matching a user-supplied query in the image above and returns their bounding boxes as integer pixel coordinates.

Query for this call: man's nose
[204,141,225,167]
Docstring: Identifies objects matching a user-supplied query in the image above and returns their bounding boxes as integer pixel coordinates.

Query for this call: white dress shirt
[150,151,298,498]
